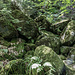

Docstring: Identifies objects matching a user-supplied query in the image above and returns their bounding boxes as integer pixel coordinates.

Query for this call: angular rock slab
[60,20,75,45]
[34,45,64,75]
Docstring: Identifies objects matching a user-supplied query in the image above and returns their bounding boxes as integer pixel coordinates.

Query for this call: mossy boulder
[12,9,38,39]
[34,45,64,75]
[60,46,75,57]
[0,9,17,39]
[73,44,75,47]
[60,20,75,45]
[59,55,66,60]
[35,15,51,31]
[35,31,60,54]
[0,24,16,39]
[24,43,36,52]
[0,59,25,75]
[63,60,75,75]
[50,19,69,35]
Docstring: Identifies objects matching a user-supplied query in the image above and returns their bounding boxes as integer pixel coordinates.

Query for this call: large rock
[34,45,64,75]
[60,46,75,57]
[63,60,75,75]
[35,15,51,31]
[60,20,75,45]
[0,20,16,39]
[35,30,60,54]
[12,9,38,39]
[50,19,69,35]
[0,7,17,39]
[24,43,36,52]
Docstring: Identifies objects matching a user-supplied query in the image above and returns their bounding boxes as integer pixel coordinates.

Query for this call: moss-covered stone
[63,60,75,75]
[0,10,17,39]
[60,46,75,57]
[73,44,75,47]
[36,30,60,54]
[24,43,36,52]
[34,45,64,75]
[59,55,66,60]
[50,19,69,35]
[35,15,51,31]
[60,20,75,45]
[12,9,38,39]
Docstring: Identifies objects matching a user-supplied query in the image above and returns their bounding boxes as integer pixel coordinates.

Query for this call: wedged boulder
[12,9,38,39]
[34,45,64,75]
[35,30,60,54]
[0,59,25,75]
[24,43,36,52]
[60,20,75,45]
[59,55,66,60]
[63,60,75,75]
[73,44,75,47]
[60,46,75,57]
[50,19,69,35]
[35,15,51,31]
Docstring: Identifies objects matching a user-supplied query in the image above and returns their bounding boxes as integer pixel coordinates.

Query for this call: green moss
[36,30,60,54]
[60,20,75,45]
[34,45,64,74]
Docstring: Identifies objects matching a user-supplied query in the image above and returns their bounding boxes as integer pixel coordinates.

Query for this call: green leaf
[17,27,22,31]
[12,19,20,23]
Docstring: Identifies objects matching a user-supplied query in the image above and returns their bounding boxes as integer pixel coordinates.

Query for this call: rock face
[34,45,64,75]
[36,30,60,54]
[60,20,75,45]
[12,9,38,39]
